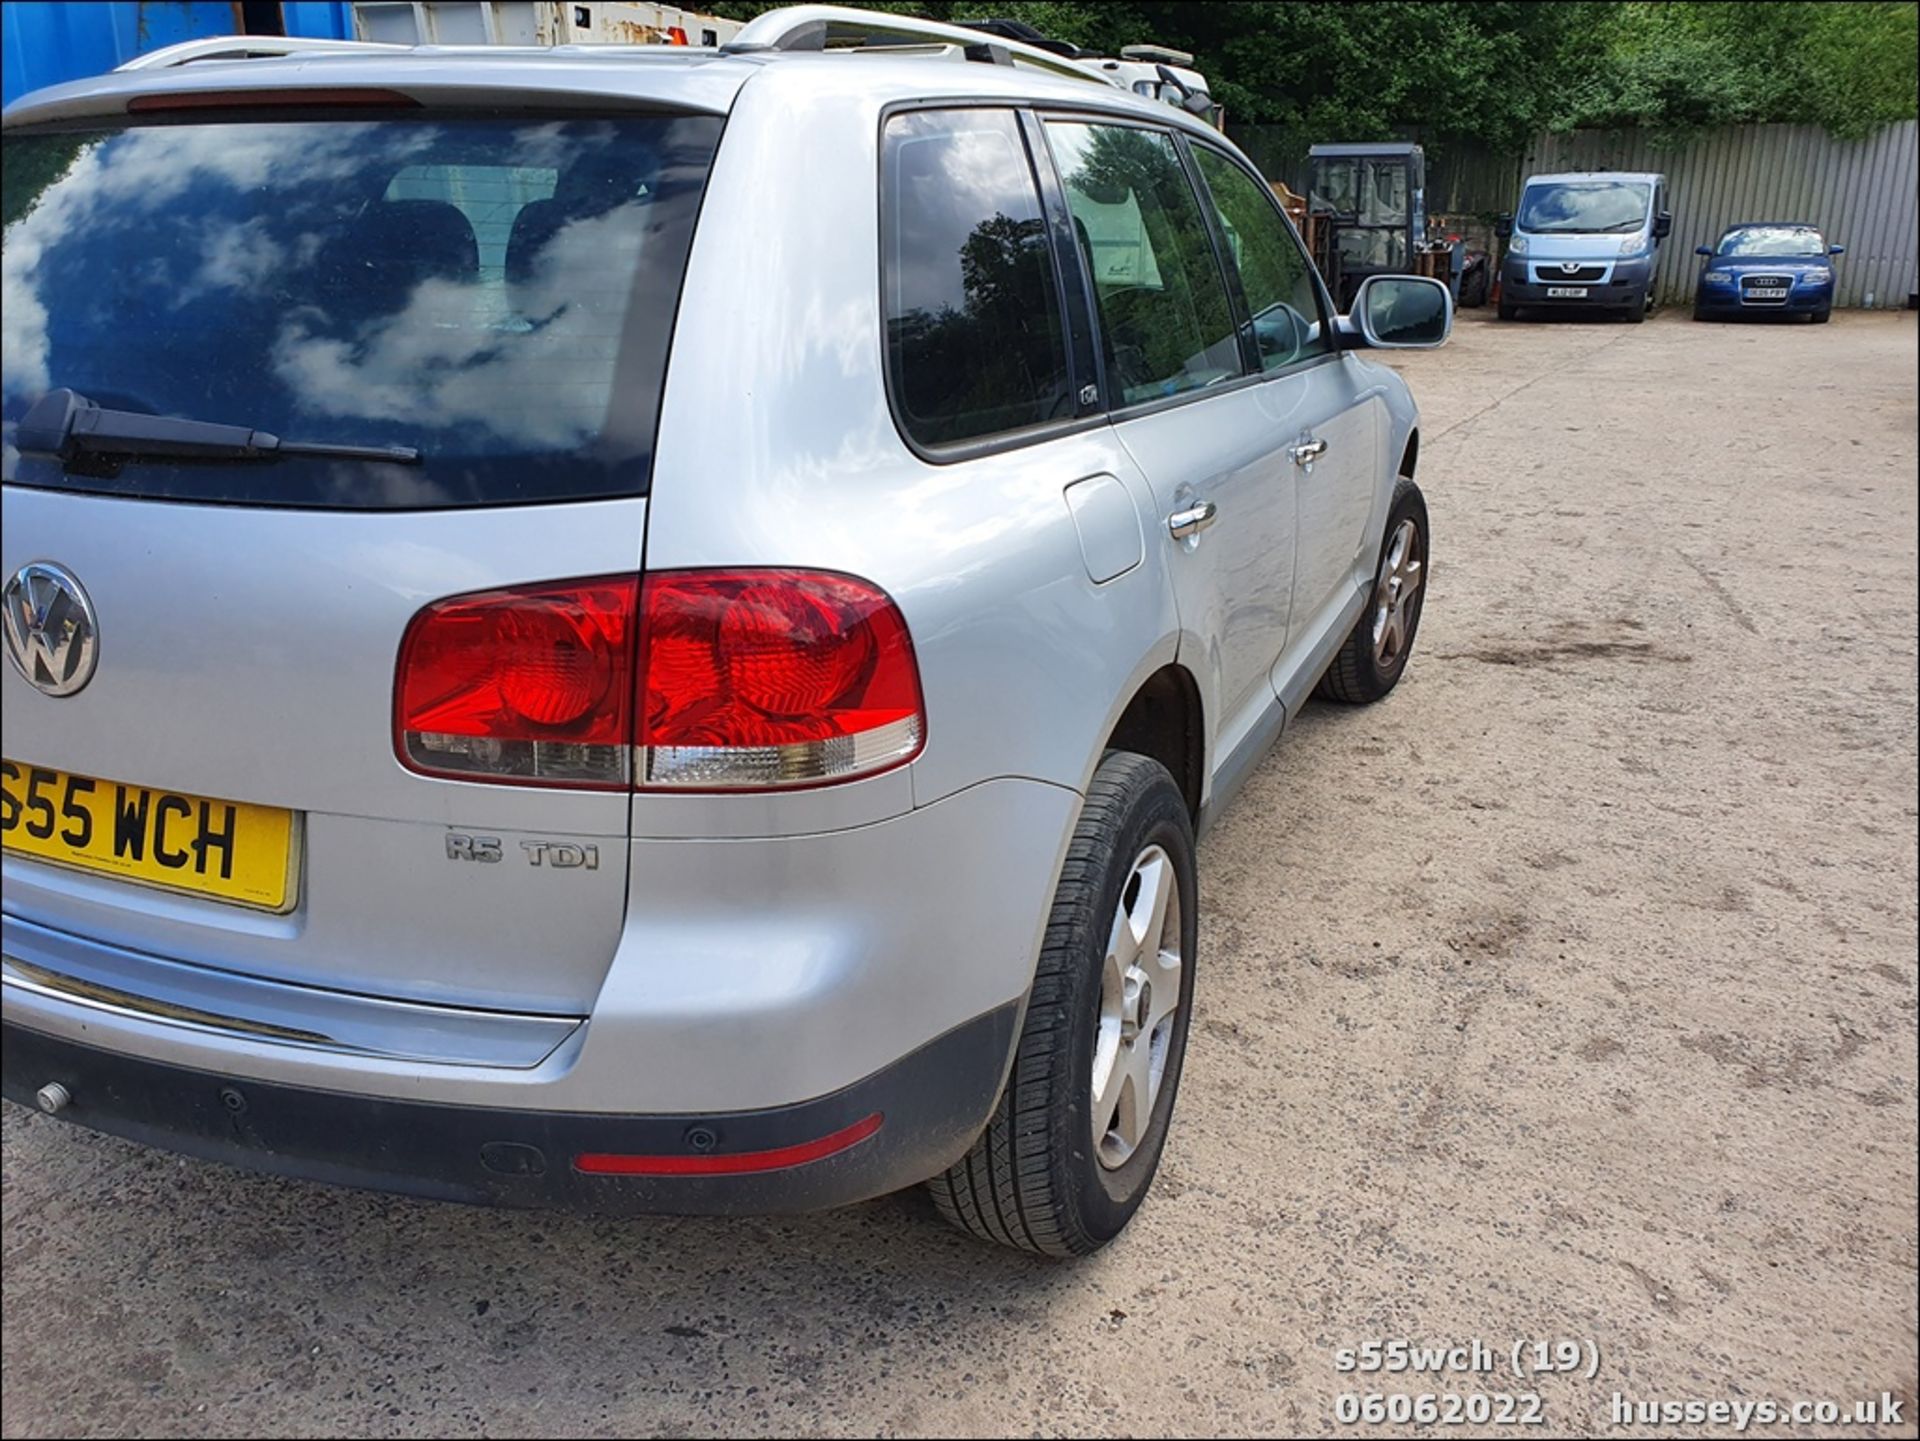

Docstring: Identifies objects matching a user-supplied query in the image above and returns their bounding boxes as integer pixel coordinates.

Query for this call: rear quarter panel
[640,67,1183,830]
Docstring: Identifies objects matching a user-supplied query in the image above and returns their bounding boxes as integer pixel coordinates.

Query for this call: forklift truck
[1308,142,1428,310]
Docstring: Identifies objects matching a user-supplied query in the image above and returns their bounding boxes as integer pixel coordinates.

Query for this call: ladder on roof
[727,5,1119,91]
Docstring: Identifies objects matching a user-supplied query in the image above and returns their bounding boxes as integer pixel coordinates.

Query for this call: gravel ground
[4,308,1916,1440]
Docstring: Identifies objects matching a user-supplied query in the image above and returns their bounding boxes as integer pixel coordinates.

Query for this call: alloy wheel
[1090,844,1184,1169]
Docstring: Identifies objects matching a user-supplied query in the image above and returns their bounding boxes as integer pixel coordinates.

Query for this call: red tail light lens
[395,577,637,787]
[638,570,924,789]
[394,570,923,791]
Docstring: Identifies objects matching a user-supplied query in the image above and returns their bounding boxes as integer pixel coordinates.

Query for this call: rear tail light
[394,570,923,790]
[638,570,924,789]
[395,577,638,788]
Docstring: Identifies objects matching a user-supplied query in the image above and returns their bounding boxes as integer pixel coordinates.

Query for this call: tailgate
[2,110,722,1013]
[1,489,645,1014]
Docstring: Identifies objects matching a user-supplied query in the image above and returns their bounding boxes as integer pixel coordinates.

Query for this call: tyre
[1622,291,1647,323]
[1459,262,1489,309]
[929,751,1197,1257]
[1497,298,1519,321]
[1315,476,1429,705]
[1811,307,1831,324]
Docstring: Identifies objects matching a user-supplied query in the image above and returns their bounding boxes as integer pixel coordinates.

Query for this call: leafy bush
[708,0,1918,147]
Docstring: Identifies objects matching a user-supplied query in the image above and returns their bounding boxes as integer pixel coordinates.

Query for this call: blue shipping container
[3,2,353,107]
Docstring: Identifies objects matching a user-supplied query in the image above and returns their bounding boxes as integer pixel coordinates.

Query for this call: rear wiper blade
[15,389,421,466]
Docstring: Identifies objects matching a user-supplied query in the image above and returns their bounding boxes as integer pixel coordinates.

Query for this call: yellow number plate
[1,761,297,912]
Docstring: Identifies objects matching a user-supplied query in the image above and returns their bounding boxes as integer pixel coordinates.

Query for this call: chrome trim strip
[0,913,580,1069]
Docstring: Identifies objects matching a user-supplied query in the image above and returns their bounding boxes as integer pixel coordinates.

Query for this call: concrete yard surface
[3,308,1916,1438]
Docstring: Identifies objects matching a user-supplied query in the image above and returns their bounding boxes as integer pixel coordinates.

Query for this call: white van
[1496,171,1672,322]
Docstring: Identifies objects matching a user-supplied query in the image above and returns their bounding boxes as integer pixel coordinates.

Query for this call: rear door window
[1,114,721,509]
[881,108,1072,451]
[1044,120,1242,408]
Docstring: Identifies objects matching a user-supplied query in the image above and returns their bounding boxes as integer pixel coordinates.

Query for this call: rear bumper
[2,1001,1019,1214]
[3,776,1079,1115]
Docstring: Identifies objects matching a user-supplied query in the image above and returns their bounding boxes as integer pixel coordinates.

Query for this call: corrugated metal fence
[1521,123,1919,310]
[1235,119,1919,309]
[2,2,353,107]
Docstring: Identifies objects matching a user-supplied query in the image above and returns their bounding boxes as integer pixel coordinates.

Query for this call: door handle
[1167,501,1217,540]
[1288,438,1329,466]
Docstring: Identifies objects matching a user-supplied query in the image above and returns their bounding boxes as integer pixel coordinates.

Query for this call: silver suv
[0,6,1447,1255]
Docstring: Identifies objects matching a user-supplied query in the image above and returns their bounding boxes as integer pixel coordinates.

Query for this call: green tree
[707,1,1918,146]
[710,1,1588,148]
[1558,2,1920,139]
[2,132,93,229]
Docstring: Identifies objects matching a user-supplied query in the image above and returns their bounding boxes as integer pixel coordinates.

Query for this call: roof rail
[117,36,406,71]
[725,4,1116,90]
[951,17,1087,59]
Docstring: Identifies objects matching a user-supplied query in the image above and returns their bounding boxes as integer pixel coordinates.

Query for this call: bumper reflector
[574,1112,883,1176]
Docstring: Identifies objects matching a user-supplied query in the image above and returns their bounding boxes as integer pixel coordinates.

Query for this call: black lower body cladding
[1,1003,1020,1216]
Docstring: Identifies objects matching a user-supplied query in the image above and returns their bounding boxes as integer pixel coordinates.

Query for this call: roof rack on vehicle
[721,4,1115,90]
[951,17,1087,59]
[117,36,405,70]
[1118,43,1195,67]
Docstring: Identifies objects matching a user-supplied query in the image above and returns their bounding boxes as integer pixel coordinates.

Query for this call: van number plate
[1546,286,1589,298]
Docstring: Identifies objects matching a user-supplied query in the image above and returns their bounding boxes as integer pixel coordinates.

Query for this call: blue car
[1694,223,1845,322]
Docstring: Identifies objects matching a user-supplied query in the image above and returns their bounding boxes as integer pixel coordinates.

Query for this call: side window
[1191,146,1330,372]
[1045,120,1242,408]
[882,109,1072,450]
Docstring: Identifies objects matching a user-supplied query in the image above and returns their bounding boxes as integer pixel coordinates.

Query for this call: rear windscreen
[1,114,721,509]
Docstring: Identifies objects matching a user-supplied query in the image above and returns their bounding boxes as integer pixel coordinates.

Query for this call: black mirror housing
[1653,211,1673,239]
[1493,214,1513,240]
[1695,245,1715,257]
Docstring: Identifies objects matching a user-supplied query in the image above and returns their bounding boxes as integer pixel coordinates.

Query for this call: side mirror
[1154,62,1214,118]
[1829,243,1847,255]
[1653,211,1673,239]
[1493,214,1513,240]
[1694,245,1715,257]
[1341,274,1452,350]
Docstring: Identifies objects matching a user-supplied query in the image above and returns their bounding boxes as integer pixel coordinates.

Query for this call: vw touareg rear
[2,5,1446,1255]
